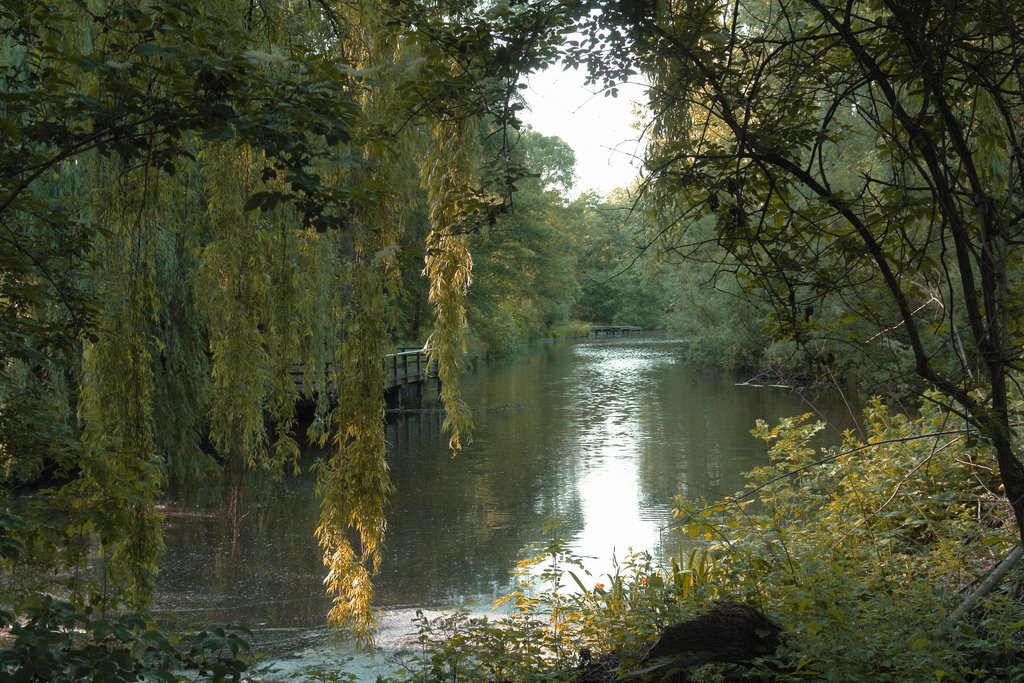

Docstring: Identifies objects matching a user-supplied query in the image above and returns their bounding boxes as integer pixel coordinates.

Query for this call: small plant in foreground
[0,595,252,682]
[383,518,719,682]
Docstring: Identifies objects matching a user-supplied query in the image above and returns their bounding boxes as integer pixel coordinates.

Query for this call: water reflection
[156,336,857,659]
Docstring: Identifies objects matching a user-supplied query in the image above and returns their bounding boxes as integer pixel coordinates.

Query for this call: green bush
[675,397,1024,681]
[549,321,592,341]
[0,596,252,682]
[383,520,718,682]
[0,516,253,683]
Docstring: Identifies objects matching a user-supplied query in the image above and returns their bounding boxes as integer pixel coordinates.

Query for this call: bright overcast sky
[520,66,649,197]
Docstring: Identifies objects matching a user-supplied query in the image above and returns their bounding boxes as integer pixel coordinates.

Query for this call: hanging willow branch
[422,118,477,452]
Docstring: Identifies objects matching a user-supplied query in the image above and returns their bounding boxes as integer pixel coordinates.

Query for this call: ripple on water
[255,607,491,682]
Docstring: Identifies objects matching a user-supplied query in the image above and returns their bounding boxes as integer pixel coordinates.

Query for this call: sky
[519,66,649,197]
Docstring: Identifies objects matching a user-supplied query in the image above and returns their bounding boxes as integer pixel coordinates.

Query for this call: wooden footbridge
[384,348,438,388]
[590,325,644,337]
[384,349,438,409]
[291,348,438,407]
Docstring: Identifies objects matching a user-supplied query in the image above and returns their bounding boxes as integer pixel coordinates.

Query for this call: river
[154,335,858,679]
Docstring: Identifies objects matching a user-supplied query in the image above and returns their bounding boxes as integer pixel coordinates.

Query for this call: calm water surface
[155,336,857,677]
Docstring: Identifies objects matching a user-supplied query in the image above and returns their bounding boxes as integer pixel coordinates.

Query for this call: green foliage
[672,398,1024,681]
[422,118,479,450]
[569,192,671,330]
[1,0,375,625]
[152,227,214,482]
[0,525,252,683]
[655,216,772,371]
[295,662,360,683]
[548,320,593,341]
[0,597,252,683]
[465,128,582,356]
[465,128,677,357]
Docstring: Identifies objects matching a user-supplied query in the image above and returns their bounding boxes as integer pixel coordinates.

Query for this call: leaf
[567,570,588,594]
[133,42,163,57]
[701,30,730,45]
[0,118,21,142]
[910,637,930,652]
[242,191,280,212]
[242,49,288,65]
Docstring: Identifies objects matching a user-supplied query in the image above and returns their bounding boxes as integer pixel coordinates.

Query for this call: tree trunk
[986,389,1024,544]
[995,439,1024,544]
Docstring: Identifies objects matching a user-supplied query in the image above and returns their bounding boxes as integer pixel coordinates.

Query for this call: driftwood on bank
[944,542,1024,633]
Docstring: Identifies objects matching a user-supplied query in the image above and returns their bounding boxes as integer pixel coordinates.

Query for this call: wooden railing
[590,325,644,337]
[384,349,437,389]
[291,348,437,397]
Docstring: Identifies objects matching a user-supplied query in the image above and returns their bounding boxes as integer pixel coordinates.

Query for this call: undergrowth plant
[675,396,1024,681]
[0,513,256,682]
[0,595,251,682]
[383,520,717,682]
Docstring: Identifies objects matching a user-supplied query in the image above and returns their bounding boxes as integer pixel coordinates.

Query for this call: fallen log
[944,542,1024,633]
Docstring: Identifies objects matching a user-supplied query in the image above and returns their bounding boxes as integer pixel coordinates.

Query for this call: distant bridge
[384,348,438,389]
[590,325,644,337]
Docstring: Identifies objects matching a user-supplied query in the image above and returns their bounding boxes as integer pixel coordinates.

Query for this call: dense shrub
[682,398,1024,681]
[0,597,252,682]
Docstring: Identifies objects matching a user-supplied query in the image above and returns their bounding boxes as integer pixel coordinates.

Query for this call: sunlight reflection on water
[563,340,686,579]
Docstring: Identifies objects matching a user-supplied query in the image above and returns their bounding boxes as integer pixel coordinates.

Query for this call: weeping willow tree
[0,0,366,624]
[1,0,574,643]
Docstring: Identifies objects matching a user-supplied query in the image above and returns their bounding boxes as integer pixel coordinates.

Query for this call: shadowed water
[155,335,858,678]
